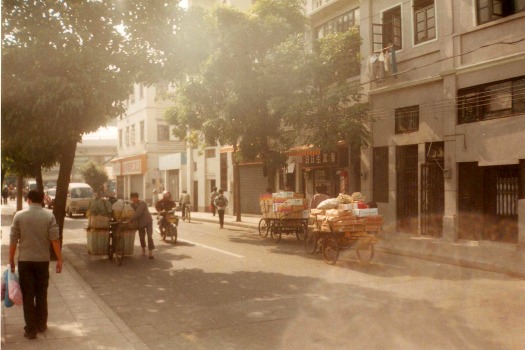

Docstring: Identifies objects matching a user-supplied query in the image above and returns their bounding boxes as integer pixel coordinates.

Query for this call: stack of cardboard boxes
[259,192,309,220]
[310,203,383,234]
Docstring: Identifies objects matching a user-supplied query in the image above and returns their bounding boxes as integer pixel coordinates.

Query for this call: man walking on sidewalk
[214,189,228,229]
[9,189,63,340]
[210,187,219,216]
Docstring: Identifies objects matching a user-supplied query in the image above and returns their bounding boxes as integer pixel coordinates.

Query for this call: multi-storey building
[358,0,525,245]
[113,83,186,204]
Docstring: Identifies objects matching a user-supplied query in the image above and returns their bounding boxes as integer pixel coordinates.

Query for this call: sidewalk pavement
[2,203,524,348]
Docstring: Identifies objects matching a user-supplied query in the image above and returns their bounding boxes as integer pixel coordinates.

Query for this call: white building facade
[113,83,186,204]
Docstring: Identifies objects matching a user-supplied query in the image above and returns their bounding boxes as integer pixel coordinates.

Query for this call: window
[125,127,130,147]
[458,77,525,124]
[205,149,216,158]
[315,8,360,39]
[414,0,435,44]
[373,147,389,203]
[373,6,402,52]
[395,106,419,133]
[157,124,170,141]
[130,124,136,146]
[477,0,525,25]
[118,129,123,148]
[140,121,145,142]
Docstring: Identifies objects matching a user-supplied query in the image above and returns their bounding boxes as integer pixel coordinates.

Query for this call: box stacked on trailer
[310,205,383,234]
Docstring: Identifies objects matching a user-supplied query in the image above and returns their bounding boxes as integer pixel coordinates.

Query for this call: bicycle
[182,203,191,222]
[108,220,129,266]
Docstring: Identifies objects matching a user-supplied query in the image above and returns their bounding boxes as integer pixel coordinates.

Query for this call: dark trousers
[211,204,216,216]
[138,221,155,251]
[18,261,50,335]
[218,209,225,227]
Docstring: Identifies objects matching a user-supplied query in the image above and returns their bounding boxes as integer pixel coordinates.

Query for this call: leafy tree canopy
[165,0,306,166]
[1,0,183,230]
[80,161,109,193]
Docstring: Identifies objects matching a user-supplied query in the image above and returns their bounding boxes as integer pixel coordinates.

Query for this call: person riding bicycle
[156,191,176,228]
[179,190,191,220]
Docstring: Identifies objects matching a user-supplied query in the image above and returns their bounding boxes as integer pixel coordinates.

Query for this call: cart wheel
[356,243,375,264]
[270,224,282,243]
[304,231,318,255]
[296,223,307,241]
[114,234,125,266]
[322,234,339,265]
[170,226,178,244]
[258,219,269,239]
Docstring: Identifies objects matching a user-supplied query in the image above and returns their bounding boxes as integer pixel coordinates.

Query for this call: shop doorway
[421,142,444,237]
[396,145,419,234]
[458,163,519,243]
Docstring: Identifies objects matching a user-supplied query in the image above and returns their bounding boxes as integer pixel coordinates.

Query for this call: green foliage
[268,29,370,152]
[80,161,109,193]
[1,0,182,229]
[165,0,306,168]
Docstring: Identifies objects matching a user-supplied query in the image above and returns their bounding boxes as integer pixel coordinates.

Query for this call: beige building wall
[362,0,525,243]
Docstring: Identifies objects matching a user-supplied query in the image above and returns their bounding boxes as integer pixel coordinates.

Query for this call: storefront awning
[287,145,320,157]
[220,146,234,153]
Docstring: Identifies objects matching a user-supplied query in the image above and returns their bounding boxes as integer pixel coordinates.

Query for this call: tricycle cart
[266,212,308,243]
[259,192,309,243]
[306,211,382,265]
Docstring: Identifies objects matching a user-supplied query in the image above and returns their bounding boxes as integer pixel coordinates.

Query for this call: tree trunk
[233,145,241,222]
[52,139,77,259]
[16,176,23,212]
[35,165,44,192]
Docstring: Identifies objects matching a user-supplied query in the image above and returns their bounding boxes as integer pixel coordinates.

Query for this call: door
[421,162,444,237]
[396,145,419,234]
[193,180,198,212]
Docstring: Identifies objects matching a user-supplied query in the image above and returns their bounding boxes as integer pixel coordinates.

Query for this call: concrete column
[519,199,525,250]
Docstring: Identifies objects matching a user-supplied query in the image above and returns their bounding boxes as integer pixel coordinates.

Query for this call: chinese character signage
[302,151,338,168]
[122,159,143,175]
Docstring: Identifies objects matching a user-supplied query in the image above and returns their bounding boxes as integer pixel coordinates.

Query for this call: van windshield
[71,188,93,198]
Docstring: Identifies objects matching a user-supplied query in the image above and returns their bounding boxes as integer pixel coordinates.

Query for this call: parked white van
[66,183,94,218]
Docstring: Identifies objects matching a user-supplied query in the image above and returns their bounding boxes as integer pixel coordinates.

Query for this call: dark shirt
[155,199,176,212]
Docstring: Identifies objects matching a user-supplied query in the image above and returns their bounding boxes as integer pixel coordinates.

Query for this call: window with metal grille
[477,0,525,25]
[395,105,419,133]
[457,76,525,124]
[315,7,360,39]
[130,124,136,146]
[373,147,389,203]
[414,0,435,44]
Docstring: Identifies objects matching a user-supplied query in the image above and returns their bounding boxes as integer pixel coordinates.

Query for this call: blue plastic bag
[3,267,14,308]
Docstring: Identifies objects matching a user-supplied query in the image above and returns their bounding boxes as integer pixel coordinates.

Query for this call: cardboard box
[339,203,358,211]
[352,208,379,217]
[286,198,304,206]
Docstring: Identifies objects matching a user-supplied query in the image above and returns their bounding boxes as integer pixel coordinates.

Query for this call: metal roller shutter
[240,164,267,215]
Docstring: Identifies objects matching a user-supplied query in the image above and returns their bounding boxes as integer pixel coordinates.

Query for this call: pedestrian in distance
[129,192,155,259]
[2,185,9,204]
[179,190,191,221]
[210,187,219,216]
[9,189,63,340]
[214,189,229,229]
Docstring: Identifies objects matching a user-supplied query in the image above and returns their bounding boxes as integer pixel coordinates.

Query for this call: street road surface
[4,207,525,349]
